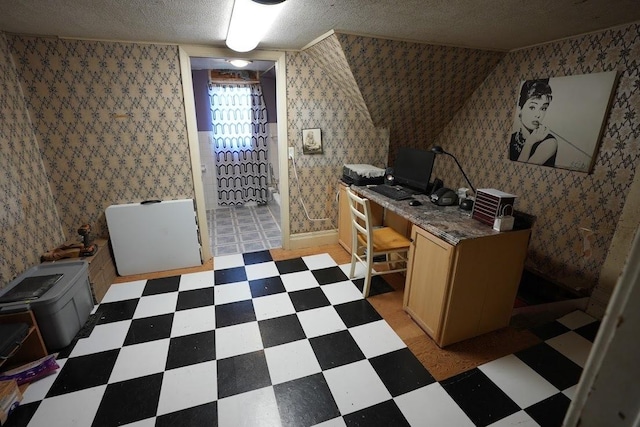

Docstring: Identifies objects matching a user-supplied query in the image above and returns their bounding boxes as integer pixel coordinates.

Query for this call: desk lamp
[431,146,476,210]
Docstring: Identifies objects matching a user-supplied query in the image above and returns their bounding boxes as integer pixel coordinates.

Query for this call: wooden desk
[346,185,531,347]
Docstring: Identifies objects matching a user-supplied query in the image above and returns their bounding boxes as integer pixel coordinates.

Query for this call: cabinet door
[440,229,532,346]
[337,183,353,253]
[403,225,454,342]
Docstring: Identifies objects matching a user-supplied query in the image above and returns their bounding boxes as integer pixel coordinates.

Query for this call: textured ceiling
[1,0,639,51]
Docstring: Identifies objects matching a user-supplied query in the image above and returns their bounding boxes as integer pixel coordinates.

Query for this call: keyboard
[369,185,415,201]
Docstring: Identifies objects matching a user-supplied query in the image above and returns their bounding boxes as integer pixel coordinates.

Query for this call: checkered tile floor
[8,251,599,427]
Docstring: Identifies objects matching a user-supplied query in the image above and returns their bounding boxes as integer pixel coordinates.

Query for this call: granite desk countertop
[351,185,505,246]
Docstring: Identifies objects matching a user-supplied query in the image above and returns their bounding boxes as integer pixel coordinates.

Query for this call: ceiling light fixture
[225,0,286,53]
[227,59,253,68]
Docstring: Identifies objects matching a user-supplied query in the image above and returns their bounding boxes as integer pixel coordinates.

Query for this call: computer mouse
[408,200,422,206]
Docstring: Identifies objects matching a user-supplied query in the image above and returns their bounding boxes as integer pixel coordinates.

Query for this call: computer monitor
[393,147,435,193]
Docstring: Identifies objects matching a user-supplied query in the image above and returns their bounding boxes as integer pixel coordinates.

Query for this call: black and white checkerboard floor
[8,251,599,427]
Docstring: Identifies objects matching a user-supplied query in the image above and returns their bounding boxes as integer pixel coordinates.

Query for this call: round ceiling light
[227,59,253,68]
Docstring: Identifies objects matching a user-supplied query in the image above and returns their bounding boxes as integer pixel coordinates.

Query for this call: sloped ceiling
[302,35,372,123]
[303,33,506,160]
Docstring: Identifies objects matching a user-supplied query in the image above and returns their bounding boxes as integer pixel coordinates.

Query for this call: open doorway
[178,46,290,261]
[190,56,282,256]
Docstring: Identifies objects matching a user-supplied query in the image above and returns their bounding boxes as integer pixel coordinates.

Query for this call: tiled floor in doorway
[208,203,281,256]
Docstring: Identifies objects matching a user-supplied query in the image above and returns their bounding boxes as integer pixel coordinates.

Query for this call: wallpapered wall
[286,38,389,234]
[0,34,64,285]
[302,35,372,123]
[431,23,640,293]
[8,36,195,239]
[337,34,506,162]
[287,33,504,234]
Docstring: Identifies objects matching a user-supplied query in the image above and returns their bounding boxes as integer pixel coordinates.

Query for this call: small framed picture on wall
[302,128,323,155]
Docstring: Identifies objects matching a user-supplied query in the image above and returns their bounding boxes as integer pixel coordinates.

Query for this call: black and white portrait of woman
[509,72,617,173]
[510,79,557,167]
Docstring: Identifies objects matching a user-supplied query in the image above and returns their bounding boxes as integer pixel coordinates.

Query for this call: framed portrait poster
[302,128,323,155]
[508,71,617,173]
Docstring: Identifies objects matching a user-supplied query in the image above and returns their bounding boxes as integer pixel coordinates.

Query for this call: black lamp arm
[443,152,476,194]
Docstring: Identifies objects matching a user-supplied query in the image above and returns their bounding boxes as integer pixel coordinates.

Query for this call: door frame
[178,45,290,261]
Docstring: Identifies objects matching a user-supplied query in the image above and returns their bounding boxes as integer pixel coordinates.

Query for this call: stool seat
[364,227,411,252]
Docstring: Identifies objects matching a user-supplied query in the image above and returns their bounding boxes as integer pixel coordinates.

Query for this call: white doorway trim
[178,45,290,260]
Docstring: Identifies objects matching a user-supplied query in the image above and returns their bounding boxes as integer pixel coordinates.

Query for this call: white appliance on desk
[342,164,385,186]
[105,199,202,276]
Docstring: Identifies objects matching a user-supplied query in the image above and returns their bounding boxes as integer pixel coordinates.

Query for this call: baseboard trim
[288,230,338,250]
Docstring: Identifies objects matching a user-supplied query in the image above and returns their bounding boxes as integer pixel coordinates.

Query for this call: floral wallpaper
[303,35,372,123]
[0,34,64,286]
[8,36,195,239]
[287,33,504,234]
[337,34,506,163]
[286,39,389,234]
[432,23,640,297]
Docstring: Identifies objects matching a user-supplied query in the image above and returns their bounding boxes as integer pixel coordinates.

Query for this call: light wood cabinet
[404,224,531,347]
[338,183,353,253]
[343,185,533,347]
[84,238,116,303]
[403,228,454,339]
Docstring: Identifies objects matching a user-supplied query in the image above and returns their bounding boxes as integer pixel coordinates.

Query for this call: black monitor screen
[393,147,435,193]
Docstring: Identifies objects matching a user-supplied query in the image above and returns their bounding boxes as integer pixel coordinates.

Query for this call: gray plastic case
[0,261,93,351]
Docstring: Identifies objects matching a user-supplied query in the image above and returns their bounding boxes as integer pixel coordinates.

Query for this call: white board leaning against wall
[105,199,202,276]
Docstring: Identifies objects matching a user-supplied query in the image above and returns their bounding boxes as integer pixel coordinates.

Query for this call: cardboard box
[0,380,22,425]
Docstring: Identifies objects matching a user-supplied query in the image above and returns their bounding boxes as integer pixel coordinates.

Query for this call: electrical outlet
[288,147,295,159]
[579,227,594,258]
